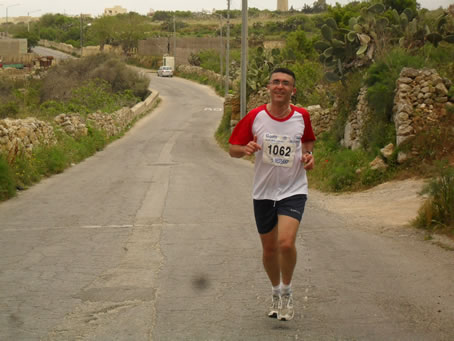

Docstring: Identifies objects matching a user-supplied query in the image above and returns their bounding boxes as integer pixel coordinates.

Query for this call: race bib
[262,133,296,168]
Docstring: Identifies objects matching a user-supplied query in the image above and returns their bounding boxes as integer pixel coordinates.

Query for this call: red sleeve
[229,110,256,145]
[298,108,316,142]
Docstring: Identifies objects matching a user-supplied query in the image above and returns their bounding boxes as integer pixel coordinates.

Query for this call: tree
[383,0,418,14]
[282,30,316,62]
[14,31,39,48]
[115,13,148,53]
[89,16,118,49]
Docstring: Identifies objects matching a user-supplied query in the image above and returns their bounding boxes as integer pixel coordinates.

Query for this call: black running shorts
[253,194,307,234]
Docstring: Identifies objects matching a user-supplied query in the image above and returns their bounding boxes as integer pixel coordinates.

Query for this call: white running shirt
[229,104,316,201]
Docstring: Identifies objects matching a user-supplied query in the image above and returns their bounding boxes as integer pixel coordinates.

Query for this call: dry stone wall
[247,88,269,112]
[0,118,56,162]
[393,67,452,146]
[393,67,452,163]
[342,87,370,150]
[0,90,159,163]
[307,104,337,137]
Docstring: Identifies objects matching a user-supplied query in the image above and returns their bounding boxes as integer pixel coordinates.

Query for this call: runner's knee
[279,239,295,253]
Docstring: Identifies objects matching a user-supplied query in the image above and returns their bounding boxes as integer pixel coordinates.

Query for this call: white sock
[272,284,281,296]
[281,283,292,295]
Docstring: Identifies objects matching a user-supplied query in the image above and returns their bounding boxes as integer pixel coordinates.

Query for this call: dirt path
[311,178,454,249]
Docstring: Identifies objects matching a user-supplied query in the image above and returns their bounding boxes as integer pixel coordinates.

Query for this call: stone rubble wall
[393,67,452,147]
[307,104,337,137]
[247,88,269,112]
[0,90,159,163]
[342,87,369,150]
[0,118,56,162]
[55,91,160,138]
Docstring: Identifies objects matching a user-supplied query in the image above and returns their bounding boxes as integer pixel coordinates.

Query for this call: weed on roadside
[215,105,232,151]
[308,132,390,192]
[1,127,109,200]
[413,161,454,234]
[0,154,16,200]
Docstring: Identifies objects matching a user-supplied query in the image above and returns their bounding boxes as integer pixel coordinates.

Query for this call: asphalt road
[32,46,76,60]
[0,71,453,340]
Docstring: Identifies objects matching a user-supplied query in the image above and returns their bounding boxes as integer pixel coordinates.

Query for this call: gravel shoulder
[310,178,454,249]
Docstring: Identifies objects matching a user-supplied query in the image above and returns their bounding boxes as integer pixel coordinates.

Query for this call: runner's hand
[244,136,261,156]
[302,152,314,170]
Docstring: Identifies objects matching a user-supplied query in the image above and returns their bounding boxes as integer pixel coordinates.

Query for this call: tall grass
[364,48,425,152]
[215,105,232,151]
[413,161,454,233]
[0,127,109,201]
[0,155,16,200]
[176,69,226,97]
[308,132,391,192]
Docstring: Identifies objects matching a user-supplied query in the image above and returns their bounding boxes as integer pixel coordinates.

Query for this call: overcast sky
[2,0,452,17]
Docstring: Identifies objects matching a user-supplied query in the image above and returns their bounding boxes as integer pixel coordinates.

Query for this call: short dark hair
[270,67,296,83]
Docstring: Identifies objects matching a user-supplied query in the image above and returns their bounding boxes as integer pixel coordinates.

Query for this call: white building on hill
[104,6,127,16]
[277,0,289,11]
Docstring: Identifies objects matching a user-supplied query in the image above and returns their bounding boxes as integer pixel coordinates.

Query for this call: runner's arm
[229,136,261,158]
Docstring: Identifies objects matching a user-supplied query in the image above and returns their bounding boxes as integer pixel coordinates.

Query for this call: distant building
[277,0,289,11]
[0,16,40,24]
[0,38,28,61]
[104,5,127,16]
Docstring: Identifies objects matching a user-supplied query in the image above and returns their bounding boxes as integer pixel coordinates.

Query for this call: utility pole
[173,16,176,67]
[80,13,83,56]
[6,4,20,36]
[219,15,223,90]
[240,0,248,119]
[225,0,230,98]
[28,9,40,33]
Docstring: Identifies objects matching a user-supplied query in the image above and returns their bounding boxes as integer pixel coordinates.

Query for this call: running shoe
[268,294,281,318]
[278,293,294,321]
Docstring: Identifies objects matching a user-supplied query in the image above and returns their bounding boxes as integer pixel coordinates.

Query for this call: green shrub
[292,61,325,106]
[199,49,222,74]
[364,48,425,151]
[68,127,108,161]
[331,71,364,142]
[9,127,109,195]
[308,133,381,192]
[126,55,161,69]
[0,101,20,119]
[360,167,387,187]
[328,165,357,192]
[40,79,140,116]
[177,69,225,97]
[40,54,149,103]
[0,154,16,200]
[34,146,68,175]
[12,153,42,188]
[414,161,454,232]
[366,48,425,122]
[282,30,317,63]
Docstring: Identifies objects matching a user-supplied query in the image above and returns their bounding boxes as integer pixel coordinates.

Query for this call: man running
[229,67,315,321]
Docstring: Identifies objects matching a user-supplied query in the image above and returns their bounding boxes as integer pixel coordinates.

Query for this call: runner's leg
[277,215,300,285]
[259,226,280,286]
